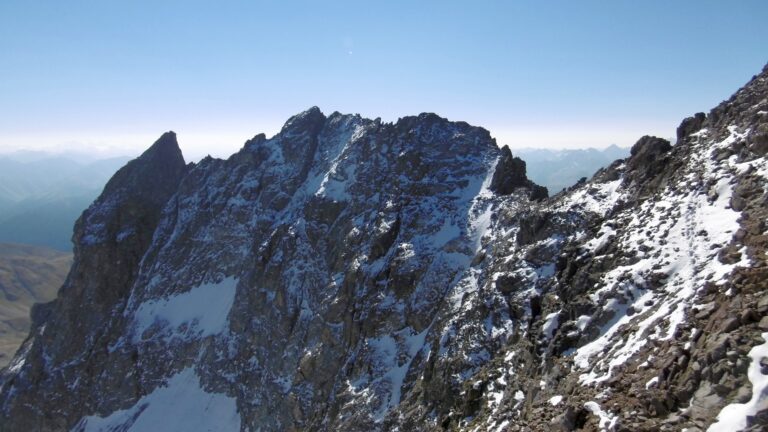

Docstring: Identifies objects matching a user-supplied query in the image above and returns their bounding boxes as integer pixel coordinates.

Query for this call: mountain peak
[99,131,187,205]
[137,131,184,165]
[280,107,327,134]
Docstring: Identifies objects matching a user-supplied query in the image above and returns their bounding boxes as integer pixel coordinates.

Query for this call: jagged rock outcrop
[0,65,767,432]
[490,146,549,200]
[677,112,707,142]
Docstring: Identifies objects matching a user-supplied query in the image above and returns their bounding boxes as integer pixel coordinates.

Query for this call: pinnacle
[138,131,184,165]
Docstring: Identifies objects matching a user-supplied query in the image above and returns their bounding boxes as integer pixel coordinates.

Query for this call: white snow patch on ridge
[583,225,615,254]
[368,326,429,422]
[559,178,623,217]
[708,332,768,432]
[584,401,618,430]
[467,156,497,253]
[549,395,563,406]
[72,368,240,432]
[573,127,749,385]
[542,311,560,340]
[132,277,238,343]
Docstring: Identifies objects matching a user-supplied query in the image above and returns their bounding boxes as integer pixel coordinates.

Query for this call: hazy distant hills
[514,144,630,193]
[0,154,130,250]
[0,243,70,367]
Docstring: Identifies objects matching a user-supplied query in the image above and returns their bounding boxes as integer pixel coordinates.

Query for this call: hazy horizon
[1,1,766,160]
[0,108,640,162]
[0,118,638,163]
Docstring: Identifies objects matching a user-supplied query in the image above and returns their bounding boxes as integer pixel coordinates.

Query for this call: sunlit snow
[708,332,768,432]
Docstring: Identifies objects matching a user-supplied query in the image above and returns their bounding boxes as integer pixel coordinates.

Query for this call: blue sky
[1,1,766,160]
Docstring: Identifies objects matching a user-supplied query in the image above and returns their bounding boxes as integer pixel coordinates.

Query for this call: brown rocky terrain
[0,243,70,368]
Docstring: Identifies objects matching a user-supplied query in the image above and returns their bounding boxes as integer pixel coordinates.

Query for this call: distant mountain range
[0,154,130,250]
[514,145,630,193]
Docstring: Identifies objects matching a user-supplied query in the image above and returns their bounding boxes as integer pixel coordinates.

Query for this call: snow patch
[572,125,749,384]
[131,277,238,343]
[369,326,429,421]
[708,332,768,432]
[645,376,659,389]
[583,225,615,254]
[494,420,510,432]
[514,390,524,401]
[542,311,560,339]
[584,401,618,430]
[559,178,623,217]
[72,368,240,432]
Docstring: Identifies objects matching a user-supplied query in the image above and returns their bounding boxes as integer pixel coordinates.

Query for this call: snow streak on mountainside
[0,65,767,432]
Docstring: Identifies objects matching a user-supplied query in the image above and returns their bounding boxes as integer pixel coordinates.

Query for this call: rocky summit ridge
[0,64,767,432]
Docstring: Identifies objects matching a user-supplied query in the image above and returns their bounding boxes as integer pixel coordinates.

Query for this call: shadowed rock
[490,145,548,200]
[677,112,707,142]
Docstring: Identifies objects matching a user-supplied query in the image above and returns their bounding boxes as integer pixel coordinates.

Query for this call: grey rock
[490,145,548,200]
[676,112,706,142]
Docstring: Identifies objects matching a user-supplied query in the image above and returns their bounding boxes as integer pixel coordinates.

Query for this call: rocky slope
[0,65,766,432]
[0,243,71,367]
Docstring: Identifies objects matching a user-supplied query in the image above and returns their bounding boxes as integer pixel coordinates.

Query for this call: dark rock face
[491,145,549,200]
[626,135,672,178]
[677,112,707,142]
[629,135,671,158]
[490,146,529,194]
[102,131,187,199]
[1,65,767,432]
[623,135,674,196]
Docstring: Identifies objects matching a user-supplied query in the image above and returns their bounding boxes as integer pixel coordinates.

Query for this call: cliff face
[1,66,767,432]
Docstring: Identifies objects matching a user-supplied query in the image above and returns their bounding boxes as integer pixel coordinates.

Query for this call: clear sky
[1,1,766,160]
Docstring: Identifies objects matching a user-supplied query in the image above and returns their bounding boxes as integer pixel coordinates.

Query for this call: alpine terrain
[1,65,767,432]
